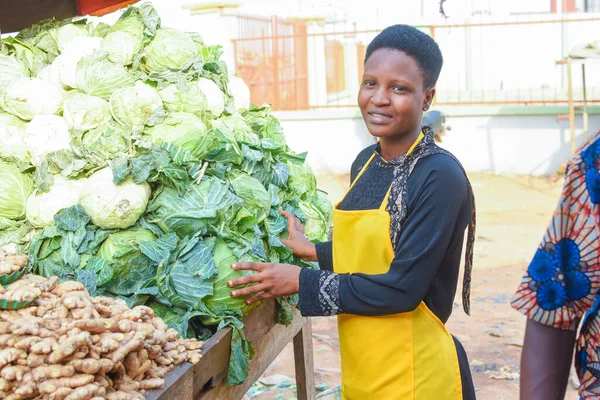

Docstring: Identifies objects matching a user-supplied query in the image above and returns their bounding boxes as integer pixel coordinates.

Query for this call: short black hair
[365,24,443,89]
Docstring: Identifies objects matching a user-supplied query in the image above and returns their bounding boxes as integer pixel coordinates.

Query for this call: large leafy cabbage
[201,239,261,325]
[98,229,157,295]
[197,77,225,117]
[3,78,64,120]
[144,28,198,74]
[0,54,28,98]
[75,53,136,100]
[72,121,131,168]
[145,112,207,156]
[109,81,162,127]
[146,176,241,238]
[80,167,151,229]
[57,36,103,88]
[24,115,71,166]
[231,173,270,224]
[100,7,147,66]
[0,113,29,164]
[63,92,112,131]
[26,176,84,228]
[159,82,208,114]
[56,23,91,52]
[0,162,34,221]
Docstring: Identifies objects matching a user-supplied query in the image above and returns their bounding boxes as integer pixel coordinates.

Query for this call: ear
[422,87,436,111]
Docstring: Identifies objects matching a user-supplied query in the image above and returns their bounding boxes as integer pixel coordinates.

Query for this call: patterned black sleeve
[298,268,343,317]
[315,241,333,271]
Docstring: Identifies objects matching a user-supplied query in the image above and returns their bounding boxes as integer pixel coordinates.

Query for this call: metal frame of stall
[556,57,600,155]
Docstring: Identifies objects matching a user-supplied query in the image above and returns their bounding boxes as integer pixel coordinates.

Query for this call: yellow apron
[333,134,462,400]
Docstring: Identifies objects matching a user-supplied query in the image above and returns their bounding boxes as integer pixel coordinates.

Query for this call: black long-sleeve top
[298,145,472,322]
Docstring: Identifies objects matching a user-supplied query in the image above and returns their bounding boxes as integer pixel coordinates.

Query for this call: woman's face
[358,48,435,140]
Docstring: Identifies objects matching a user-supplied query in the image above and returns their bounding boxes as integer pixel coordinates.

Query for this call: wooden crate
[146,300,315,400]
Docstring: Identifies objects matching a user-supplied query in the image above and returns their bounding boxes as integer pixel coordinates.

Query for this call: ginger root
[0,273,203,399]
[38,374,95,394]
[1,365,29,381]
[0,348,27,368]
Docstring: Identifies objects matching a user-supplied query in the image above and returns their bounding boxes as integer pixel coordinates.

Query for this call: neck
[379,129,421,160]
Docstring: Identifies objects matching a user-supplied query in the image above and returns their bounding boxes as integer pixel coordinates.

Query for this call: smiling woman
[358,48,435,158]
[229,24,477,400]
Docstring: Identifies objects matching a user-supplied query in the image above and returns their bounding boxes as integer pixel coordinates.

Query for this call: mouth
[367,111,392,124]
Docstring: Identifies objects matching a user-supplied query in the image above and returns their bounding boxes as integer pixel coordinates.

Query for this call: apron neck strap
[406,132,425,156]
[378,132,425,211]
[349,152,377,191]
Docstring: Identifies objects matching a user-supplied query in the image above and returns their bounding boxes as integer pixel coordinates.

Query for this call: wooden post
[582,63,589,140]
[293,321,315,400]
[567,58,576,156]
[272,16,281,110]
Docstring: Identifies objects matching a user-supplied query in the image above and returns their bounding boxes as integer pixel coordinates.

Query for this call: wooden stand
[146,300,315,400]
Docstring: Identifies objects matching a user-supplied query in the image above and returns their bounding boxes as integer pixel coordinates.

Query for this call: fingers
[227,272,261,288]
[230,283,265,298]
[231,262,266,272]
[281,210,297,228]
[280,210,304,234]
[280,209,292,218]
[246,292,271,305]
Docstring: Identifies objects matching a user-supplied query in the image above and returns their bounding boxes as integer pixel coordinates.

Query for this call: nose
[370,87,391,107]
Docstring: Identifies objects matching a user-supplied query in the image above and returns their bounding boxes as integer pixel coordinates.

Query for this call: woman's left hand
[228,262,301,305]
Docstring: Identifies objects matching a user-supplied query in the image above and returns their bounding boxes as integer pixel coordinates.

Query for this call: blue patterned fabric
[513,130,600,398]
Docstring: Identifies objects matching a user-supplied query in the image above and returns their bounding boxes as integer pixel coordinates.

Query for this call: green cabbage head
[299,200,329,242]
[63,92,112,131]
[80,167,151,229]
[0,162,34,221]
[3,78,64,121]
[159,82,207,114]
[98,229,157,296]
[197,77,225,117]
[0,113,29,164]
[230,173,270,224]
[144,28,197,73]
[100,7,145,66]
[200,239,260,325]
[109,81,163,127]
[145,112,207,156]
[25,176,84,228]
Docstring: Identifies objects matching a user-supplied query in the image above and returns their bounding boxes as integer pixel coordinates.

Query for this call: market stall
[0,1,322,399]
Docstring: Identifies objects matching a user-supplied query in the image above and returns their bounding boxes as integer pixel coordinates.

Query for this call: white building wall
[275,109,600,176]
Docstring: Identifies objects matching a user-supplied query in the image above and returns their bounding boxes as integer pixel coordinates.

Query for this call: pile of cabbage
[0,3,332,385]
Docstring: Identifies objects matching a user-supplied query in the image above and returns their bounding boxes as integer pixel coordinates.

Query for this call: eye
[363,80,376,87]
[392,86,407,93]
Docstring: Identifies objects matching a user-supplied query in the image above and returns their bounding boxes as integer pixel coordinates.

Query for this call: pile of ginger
[0,274,202,400]
[0,250,29,276]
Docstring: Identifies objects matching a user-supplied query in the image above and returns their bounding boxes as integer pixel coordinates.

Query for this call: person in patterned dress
[513,129,600,399]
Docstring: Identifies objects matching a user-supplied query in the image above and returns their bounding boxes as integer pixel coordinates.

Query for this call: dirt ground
[249,172,581,400]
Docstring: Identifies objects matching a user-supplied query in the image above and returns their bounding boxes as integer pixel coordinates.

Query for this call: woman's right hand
[280,210,317,262]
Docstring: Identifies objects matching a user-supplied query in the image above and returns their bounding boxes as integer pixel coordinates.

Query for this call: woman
[513,129,600,400]
[229,24,477,399]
